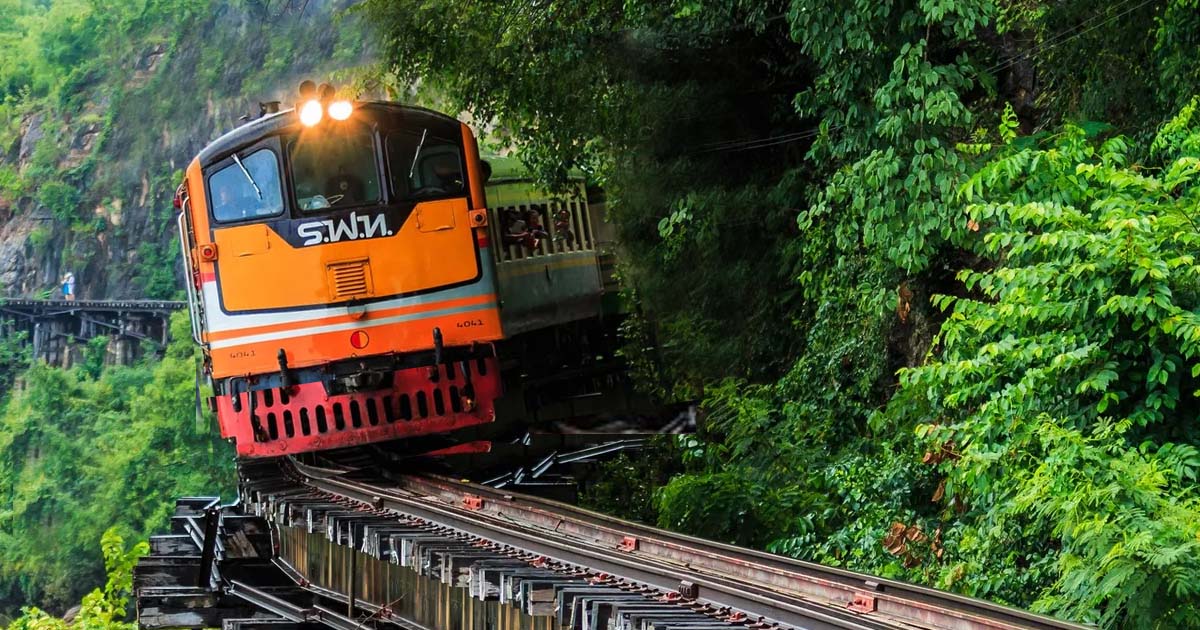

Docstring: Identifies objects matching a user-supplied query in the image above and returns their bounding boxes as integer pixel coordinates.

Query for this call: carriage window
[289,127,381,212]
[387,130,465,200]
[209,149,284,222]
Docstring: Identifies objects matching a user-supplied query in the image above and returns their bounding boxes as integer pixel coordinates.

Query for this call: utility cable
[978,0,1159,77]
[694,0,1160,154]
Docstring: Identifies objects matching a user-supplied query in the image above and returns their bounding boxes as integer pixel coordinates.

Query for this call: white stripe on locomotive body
[207,300,498,349]
[199,247,497,334]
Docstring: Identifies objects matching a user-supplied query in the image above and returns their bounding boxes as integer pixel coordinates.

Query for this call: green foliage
[35,182,78,222]
[0,0,202,105]
[359,0,810,382]
[0,2,370,613]
[131,238,179,301]
[22,133,67,189]
[0,166,23,200]
[653,99,1200,627]
[796,0,989,275]
[0,3,375,614]
[360,1,1200,627]
[0,312,233,615]
[894,103,1200,627]
[0,0,1197,626]
[0,326,30,396]
[1,0,368,298]
[997,0,1200,132]
[79,336,108,380]
[3,529,145,630]
[577,436,684,525]
[26,228,51,253]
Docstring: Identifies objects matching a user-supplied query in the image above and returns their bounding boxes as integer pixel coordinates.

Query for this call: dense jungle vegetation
[0,312,233,625]
[2,1,1200,629]
[0,0,357,622]
[0,0,364,298]
[4,530,146,630]
[357,1,1200,627]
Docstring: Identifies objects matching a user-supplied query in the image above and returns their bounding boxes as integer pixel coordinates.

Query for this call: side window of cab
[386,130,465,200]
[209,148,285,223]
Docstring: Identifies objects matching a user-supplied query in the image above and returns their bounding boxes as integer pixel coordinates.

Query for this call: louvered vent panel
[327,259,372,300]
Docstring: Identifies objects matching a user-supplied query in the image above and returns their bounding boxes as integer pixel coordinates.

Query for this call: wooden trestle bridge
[0,299,185,366]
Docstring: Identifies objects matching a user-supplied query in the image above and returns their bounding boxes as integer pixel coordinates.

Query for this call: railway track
[135,456,1088,630]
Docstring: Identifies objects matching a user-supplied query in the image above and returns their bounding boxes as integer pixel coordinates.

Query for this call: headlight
[299,99,323,126]
[328,100,353,121]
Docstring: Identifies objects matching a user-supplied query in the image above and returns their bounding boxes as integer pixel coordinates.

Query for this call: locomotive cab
[177,100,504,457]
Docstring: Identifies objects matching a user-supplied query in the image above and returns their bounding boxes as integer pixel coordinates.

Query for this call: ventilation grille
[327,259,372,299]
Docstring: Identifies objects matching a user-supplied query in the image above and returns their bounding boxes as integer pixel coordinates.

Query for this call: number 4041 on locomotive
[174,82,657,459]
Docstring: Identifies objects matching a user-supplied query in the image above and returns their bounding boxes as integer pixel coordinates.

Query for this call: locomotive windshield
[202,109,472,224]
[289,126,381,211]
[386,130,465,199]
[209,149,284,222]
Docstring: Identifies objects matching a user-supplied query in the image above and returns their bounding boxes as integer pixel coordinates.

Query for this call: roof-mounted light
[299,99,323,126]
[328,100,353,121]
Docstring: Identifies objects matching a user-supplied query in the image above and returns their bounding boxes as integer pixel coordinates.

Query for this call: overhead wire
[694,129,820,153]
[978,0,1160,78]
[694,0,1162,154]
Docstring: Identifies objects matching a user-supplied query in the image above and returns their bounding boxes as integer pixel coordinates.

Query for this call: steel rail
[277,458,1088,630]
[279,460,889,630]
[392,474,1086,630]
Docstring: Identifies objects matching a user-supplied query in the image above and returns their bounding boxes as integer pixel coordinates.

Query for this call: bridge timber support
[0,299,185,367]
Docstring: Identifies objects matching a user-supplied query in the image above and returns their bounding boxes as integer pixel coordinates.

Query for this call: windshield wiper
[232,153,263,200]
[408,128,428,179]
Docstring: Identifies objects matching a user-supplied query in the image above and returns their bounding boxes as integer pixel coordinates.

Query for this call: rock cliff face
[0,0,371,300]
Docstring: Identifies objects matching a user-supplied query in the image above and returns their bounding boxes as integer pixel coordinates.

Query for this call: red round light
[350,331,369,349]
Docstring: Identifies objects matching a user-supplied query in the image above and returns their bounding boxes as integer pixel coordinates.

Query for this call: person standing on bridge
[61,272,75,301]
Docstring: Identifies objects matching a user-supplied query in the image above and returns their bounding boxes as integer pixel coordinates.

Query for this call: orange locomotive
[175,87,607,458]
